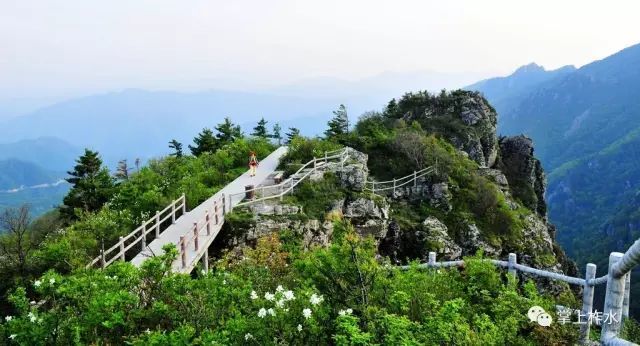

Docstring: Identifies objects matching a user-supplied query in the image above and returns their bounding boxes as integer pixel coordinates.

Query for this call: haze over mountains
[467,42,640,316]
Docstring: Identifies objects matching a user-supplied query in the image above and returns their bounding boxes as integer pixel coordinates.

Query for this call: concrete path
[131,146,288,272]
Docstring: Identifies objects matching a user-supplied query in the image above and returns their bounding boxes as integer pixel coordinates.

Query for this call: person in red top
[248,151,259,177]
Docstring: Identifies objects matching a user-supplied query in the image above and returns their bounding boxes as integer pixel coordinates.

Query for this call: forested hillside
[0,91,638,344]
[467,43,640,317]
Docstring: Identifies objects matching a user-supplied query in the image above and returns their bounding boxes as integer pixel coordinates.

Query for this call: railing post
[413,171,417,187]
[171,201,176,224]
[372,181,375,194]
[182,193,187,214]
[180,236,186,269]
[393,178,396,194]
[119,237,125,261]
[313,157,317,169]
[580,263,596,344]
[203,250,209,273]
[100,249,106,268]
[141,222,147,250]
[193,222,199,251]
[601,252,625,343]
[214,202,220,225]
[155,210,160,237]
[206,211,211,236]
[508,253,517,278]
[222,194,227,215]
[324,151,328,163]
[428,252,436,267]
[623,272,631,319]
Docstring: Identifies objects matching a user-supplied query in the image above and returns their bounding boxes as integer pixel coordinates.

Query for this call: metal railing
[86,194,187,269]
[176,194,225,272]
[364,166,435,195]
[403,250,638,345]
[227,147,352,210]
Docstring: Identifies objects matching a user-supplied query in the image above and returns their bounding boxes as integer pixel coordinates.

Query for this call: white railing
[227,147,352,210]
[365,166,435,195]
[601,239,640,345]
[176,194,225,272]
[86,194,187,269]
[405,250,638,345]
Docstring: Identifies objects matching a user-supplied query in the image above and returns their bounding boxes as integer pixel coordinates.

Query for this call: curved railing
[227,147,352,209]
[86,194,187,269]
[364,166,435,194]
[406,248,640,345]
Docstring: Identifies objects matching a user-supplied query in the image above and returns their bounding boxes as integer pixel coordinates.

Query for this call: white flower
[283,290,295,301]
[9,334,16,340]
[28,312,36,323]
[346,308,353,314]
[303,308,312,319]
[264,292,275,301]
[276,285,284,292]
[339,310,346,316]
[5,316,12,321]
[245,333,253,340]
[145,328,151,334]
[309,293,324,305]
[34,280,42,288]
[258,308,267,318]
[276,299,285,308]
[284,308,290,312]
[267,308,276,316]
[250,291,258,300]
[222,279,227,285]
[297,324,303,332]
[49,278,55,285]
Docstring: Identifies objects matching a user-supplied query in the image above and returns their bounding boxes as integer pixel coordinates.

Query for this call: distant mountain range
[467,42,640,316]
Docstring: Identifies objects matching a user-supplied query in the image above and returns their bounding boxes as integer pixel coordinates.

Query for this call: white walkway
[131,146,288,272]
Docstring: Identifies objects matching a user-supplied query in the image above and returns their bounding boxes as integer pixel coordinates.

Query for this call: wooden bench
[273,171,284,184]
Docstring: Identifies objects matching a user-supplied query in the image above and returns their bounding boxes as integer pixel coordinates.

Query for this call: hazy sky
[2,0,640,99]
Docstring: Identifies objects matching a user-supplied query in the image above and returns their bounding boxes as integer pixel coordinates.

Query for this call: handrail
[601,239,640,344]
[86,194,187,269]
[228,147,352,209]
[402,251,611,344]
[176,194,225,271]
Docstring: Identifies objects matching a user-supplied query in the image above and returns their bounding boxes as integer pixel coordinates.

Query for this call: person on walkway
[248,151,259,177]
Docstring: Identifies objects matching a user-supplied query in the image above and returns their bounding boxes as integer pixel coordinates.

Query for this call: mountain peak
[513,63,546,75]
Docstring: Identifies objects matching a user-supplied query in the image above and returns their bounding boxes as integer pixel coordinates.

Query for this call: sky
[1,0,640,101]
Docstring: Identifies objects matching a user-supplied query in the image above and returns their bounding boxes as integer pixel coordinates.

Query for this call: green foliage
[285,127,301,144]
[280,136,342,171]
[325,104,350,142]
[0,231,578,344]
[252,117,270,138]
[60,149,115,221]
[272,123,283,145]
[284,173,347,220]
[189,128,218,156]
[168,139,183,158]
[215,117,243,145]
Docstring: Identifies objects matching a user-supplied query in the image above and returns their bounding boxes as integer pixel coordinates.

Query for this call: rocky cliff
[220,90,576,294]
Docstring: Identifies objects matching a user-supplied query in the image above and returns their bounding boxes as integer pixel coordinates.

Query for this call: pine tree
[169,139,183,157]
[189,128,218,156]
[272,123,283,145]
[285,127,301,144]
[252,117,270,138]
[61,149,115,220]
[115,159,130,180]
[324,104,349,140]
[215,117,242,146]
[134,158,141,171]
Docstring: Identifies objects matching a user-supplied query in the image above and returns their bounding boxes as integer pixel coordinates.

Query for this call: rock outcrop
[401,91,499,168]
[498,135,547,218]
